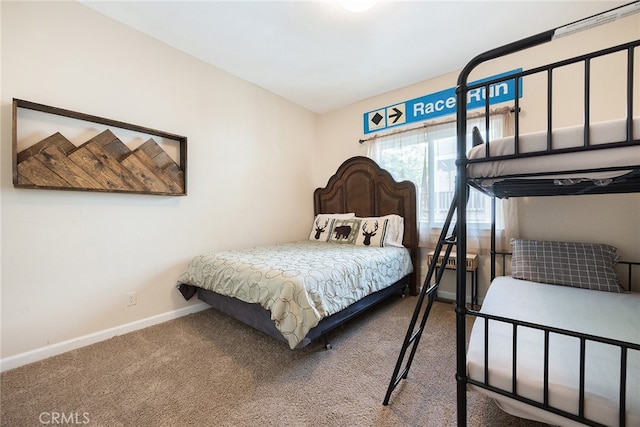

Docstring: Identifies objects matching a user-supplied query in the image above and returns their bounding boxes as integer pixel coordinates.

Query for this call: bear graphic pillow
[328,219,361,244]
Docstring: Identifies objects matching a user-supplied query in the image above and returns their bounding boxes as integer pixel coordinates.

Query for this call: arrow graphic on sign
[388,107,403,124]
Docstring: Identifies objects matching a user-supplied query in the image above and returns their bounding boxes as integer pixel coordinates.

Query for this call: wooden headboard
[313,156,419,295]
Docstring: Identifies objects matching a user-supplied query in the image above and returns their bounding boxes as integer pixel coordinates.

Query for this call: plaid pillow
[511,239,622,293]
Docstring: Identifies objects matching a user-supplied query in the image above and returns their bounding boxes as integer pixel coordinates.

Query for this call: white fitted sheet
[467,117,640,182]
[467,277,640,426]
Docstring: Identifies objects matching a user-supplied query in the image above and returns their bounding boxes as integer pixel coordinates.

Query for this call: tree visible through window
[368,116,504,229]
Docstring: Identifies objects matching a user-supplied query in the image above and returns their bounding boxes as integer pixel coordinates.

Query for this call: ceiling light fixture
[339,0,378,13]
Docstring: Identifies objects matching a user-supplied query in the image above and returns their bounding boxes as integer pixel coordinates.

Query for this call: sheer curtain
[366,111,518,254]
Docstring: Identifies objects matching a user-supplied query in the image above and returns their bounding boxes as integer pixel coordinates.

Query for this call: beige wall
[316,13,640,298]
[1,1,317,364]
[1,2,638,368]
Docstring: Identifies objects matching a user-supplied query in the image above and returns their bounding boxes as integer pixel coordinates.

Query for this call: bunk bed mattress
[467,277,640,426]
[177,241,413,349]
[468,117,640,182]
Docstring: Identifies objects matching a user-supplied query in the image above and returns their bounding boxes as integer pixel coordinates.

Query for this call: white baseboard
[0,302,210,372]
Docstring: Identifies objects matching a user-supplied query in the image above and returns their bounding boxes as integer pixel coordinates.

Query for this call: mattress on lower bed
[467,117,640,183]
[467,277,640,426]
[176,240,413,349]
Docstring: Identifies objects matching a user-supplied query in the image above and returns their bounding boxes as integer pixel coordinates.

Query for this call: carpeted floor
[1,297,546,426]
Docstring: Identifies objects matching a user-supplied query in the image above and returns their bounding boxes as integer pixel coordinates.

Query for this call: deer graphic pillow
[353,218,389,247]
[353,215,403,247]
[309,213,355,242]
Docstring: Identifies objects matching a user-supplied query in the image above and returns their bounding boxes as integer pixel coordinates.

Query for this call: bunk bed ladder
[383,189,464,405]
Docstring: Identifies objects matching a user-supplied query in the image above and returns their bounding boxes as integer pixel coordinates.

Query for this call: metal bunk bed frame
[384,3,640,426]
[453,4,640,427]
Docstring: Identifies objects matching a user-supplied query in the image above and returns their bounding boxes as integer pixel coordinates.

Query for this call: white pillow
[308,213,355,242]
[381,214,405,247]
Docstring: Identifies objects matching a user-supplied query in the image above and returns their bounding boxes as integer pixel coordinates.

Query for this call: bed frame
[385,4,640,425]
[454,7,640,427]
[196,155,418,348]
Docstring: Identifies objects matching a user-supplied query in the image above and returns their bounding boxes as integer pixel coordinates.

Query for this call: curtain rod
[358,106,514,144]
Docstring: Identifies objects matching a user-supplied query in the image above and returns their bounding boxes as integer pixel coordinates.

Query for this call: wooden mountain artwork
[16,130,184,194]
[12,99,187,196]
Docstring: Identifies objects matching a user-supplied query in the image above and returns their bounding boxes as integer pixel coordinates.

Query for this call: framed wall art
[12,98,187,196]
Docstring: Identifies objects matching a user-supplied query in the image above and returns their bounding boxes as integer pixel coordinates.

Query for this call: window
[367,115,505,230]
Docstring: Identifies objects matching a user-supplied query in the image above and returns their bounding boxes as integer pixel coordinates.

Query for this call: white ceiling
[81,1,629,114]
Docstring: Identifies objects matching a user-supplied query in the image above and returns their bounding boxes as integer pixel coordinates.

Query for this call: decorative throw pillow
[328,218,361,244]
[381,214,405,247]
[308,213,355,242]
[511,239,623,292]
[354,217,389,247]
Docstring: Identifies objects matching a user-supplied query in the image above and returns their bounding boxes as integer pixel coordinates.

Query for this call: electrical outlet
[126,291,137,307]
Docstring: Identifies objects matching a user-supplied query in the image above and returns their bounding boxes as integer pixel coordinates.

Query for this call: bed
[451,6,640,426]
[177,156,418,349]
[467,117,640,197]
[383,3,640,426]
[467,243,640,427]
